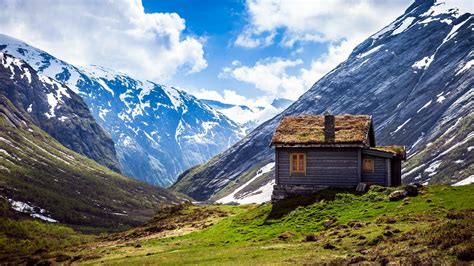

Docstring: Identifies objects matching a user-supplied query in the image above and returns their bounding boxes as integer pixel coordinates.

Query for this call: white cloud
[191,88,270,107]
[227,0,412,101]
[237,0,412,48]
[0,0,207,81]
[191,88,287,126]
[235,27,276,48]
[219,58,307,100]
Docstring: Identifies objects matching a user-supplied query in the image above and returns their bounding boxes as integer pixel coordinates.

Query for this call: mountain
[172,0,473,202]
[270,98,293,109]
[0,58,184,230]
[201,98,293,132]
[0,35,245,187]
[0,52,120,172]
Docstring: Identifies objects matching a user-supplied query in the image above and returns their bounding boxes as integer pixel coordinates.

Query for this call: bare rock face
[173,0,473,201]
[0,52,120,172]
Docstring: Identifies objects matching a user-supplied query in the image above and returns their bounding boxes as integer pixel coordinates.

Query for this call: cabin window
[362,158,374,172]
[290,153,306,174]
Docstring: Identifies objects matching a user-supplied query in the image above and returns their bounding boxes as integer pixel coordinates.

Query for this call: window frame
[290,152,306,176]
[362,157,375,173]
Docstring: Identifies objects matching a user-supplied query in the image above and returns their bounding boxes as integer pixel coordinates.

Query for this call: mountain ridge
[0,52,120,171]
[0,35,245,186]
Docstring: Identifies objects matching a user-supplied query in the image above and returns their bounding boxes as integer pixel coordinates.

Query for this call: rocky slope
[0,94,184,231]
[172,0,473,201]
[0,52,120,171]
[0,35,245,186]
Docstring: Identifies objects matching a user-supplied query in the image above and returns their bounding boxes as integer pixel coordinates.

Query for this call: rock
[55,254,71,262]
[278,231,294,240]
[323,243,336,249]
[324,217,337,229]
[377,256,390,265]
[404,184,418,196]
[350,256,366,264]
[368,235,384,246]
[389,190,407,201]
[413,183,423,188]
[356,183,367,192]
[304,234,318,242]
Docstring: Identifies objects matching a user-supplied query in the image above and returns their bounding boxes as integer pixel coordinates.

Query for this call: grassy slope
[18,184,470,265]
[0,96,183,232]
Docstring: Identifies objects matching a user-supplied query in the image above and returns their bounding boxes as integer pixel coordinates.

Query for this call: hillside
[173,0,473,201]
[0,95,184,231]
[0,52,120,172]
[0,35,245,186]
[2,185,473,264]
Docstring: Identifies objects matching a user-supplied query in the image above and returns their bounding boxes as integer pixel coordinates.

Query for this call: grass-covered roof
[271,115,372,146]
[373,146,407,159]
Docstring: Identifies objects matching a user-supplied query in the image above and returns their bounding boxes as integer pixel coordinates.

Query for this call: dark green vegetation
[0,217,91,262]
[4,185,471,264]
[0,96,184,232]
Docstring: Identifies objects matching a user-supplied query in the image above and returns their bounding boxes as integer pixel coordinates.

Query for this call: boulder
[404,184,418,196]
[389,190,407,201]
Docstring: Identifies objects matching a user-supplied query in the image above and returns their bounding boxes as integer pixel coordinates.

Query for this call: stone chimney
[324,115,335,142]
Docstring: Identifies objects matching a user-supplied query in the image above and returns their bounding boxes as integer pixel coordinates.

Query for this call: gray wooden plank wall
[361,156,388,185]
[277,148,359,186]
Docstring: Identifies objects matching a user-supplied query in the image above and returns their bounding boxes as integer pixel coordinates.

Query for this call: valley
[0,0,472,264]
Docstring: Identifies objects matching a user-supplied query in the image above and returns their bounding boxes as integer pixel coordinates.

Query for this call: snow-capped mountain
[201,98,293,132]
[173,0,473,201]
[0,52,120,171]
[0,35,245,186]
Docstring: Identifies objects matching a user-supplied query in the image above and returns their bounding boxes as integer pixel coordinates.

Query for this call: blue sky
[0,0,412,106]
[142,0,412,106]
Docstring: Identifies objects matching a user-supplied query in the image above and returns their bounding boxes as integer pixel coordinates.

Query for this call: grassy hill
[0,96,184,233]
[3,184,473,264]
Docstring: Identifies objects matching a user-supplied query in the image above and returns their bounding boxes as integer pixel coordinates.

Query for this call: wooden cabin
[270,114,406,201]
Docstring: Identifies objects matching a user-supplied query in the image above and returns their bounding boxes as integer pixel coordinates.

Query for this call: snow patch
[455,60,473,76]
[412,55,434,69]
[437,95,446,103]
[393,118,411,134]
[44,93,58,119]
[424,160,442,177]
[216,162,275,204]
[357,45,383,59]
[8,199,57,223]
[97,79,115,96]
[452,175,474,186]
[392,17,415,35]
[442,18,470,45]
[417,100,432,113]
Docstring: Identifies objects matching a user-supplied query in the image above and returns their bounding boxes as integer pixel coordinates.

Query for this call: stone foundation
[271,184,327,202]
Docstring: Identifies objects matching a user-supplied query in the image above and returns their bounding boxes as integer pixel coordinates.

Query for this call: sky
[0,0,414,107]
